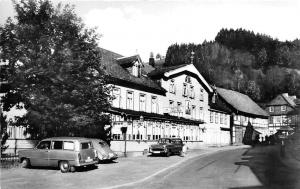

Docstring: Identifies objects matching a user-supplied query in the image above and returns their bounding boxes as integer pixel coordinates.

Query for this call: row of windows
[168,100,204,119]
[112,134,199,141]
[112,88,159,113]
[210,111,228,125]
[269,105,286,112]
[169,78,204,101]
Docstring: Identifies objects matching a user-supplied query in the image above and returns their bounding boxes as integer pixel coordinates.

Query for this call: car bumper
[75,160,98,167]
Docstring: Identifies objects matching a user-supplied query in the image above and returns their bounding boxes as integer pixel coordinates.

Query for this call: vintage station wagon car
[149,138,184,156]
[18,137,98,173]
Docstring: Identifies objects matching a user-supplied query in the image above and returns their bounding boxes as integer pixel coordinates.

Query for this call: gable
[267,95,291,106]
[152,64,213,93]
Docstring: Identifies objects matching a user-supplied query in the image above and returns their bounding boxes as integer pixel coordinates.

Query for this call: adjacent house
[265,93,299,133]
[216,87,269,143]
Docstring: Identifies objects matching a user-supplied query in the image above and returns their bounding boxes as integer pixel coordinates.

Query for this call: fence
[1,153,20,169]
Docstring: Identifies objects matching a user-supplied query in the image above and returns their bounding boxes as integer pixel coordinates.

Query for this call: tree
[0,113,9,154]
[0,0,111,140]
[245,80,261,101]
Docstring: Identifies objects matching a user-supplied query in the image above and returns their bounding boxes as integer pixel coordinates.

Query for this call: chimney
[282,93,288,97]
[291,95,297,100]
[149,52,155,67]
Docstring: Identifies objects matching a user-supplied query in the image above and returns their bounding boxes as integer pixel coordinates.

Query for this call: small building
[265,93,299,133]
[216,87,269,144]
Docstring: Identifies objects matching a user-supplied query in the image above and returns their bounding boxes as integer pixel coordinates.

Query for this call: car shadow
[98,160,118,164]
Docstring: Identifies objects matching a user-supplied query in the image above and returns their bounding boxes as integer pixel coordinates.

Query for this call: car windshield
[158,138,170,144]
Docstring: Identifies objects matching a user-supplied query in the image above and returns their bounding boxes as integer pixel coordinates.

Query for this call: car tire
[166,150,171,157]
[21,158,31,168]
[70,166,76,173]
[59,161,70,173]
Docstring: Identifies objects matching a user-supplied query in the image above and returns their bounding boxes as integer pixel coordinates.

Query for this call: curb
[99,145,250,189]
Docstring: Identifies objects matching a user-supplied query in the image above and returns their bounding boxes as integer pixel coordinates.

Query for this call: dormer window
[132,61,141,77]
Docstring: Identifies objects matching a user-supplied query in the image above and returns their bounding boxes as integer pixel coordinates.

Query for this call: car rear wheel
[59,161,70,173]
[21,158,30,168]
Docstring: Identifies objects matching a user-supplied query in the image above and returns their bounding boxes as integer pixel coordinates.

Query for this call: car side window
[36,141,51,150]
[52,141,63,150]
[63,141,75,150]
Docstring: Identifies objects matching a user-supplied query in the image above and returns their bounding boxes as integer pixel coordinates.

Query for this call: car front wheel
[166,150,171,157]
[59,161,70,173]
[21,158,30,168]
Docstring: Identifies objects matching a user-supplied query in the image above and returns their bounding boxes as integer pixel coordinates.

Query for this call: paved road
[124,148,263,189]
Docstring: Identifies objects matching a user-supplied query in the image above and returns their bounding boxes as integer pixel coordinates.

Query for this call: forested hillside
[164,28,300,102]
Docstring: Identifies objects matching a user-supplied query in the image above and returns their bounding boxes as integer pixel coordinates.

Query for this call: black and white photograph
[1,0,300,188]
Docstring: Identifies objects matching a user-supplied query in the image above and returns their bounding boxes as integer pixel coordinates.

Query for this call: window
[190,86,195,99]
[185,76,191,83]
[199,107,204,120]
[126,91,134,110]
[185,100,191,115]
[37,141,51,150]
[177,102,183,116]
[269,116,274,124]
[151,96,158,113]
[132,61,141,77]
[112,88,121,108]
[224,114,228,125]
[199,88,204,101]
[183,83,188,97]
[169,79,176,94]
[220,114,223,124]
[52,141,63,150]
[269,106,274,112]
[139,94,146,112]
[81,142,92,149]
[192,105,196,118]
[215,112,219,123]
[281,106,286,112]
[210,111,214,123]
[63,141,75,150]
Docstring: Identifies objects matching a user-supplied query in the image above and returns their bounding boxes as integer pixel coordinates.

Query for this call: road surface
[125,146,300,189]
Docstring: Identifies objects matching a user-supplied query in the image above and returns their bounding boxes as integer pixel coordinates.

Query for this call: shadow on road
[230,145,300,189]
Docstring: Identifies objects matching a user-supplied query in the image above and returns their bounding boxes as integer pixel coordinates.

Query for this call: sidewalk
[0,145,250,189]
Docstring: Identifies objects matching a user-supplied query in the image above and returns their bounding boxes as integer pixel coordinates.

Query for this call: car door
[48,140,63,167]
[30,140,51,166]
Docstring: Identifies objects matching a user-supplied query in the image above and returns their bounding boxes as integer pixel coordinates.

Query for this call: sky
[0,0,300,62]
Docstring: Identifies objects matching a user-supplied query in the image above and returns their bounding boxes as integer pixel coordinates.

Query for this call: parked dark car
[149,138,184,157]
[18,137,98,173]
[89,139,118,162]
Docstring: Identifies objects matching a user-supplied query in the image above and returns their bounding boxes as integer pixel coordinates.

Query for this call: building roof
[147,64,191,78]
[216,87,269,118]
[267,93,297,107]
[99,48,166,95]
[116,55,142,67]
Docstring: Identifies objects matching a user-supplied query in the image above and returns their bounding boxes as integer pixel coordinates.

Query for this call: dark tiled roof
[267,94,297,107]
[216,87,269,117]
[142,63,155,75]
[282,95,296,107]
[209,95,232,114]
[147,64,191,78]
[99,48,166,94]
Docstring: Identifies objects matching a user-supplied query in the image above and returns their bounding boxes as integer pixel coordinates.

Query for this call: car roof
[42,137,91,142]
